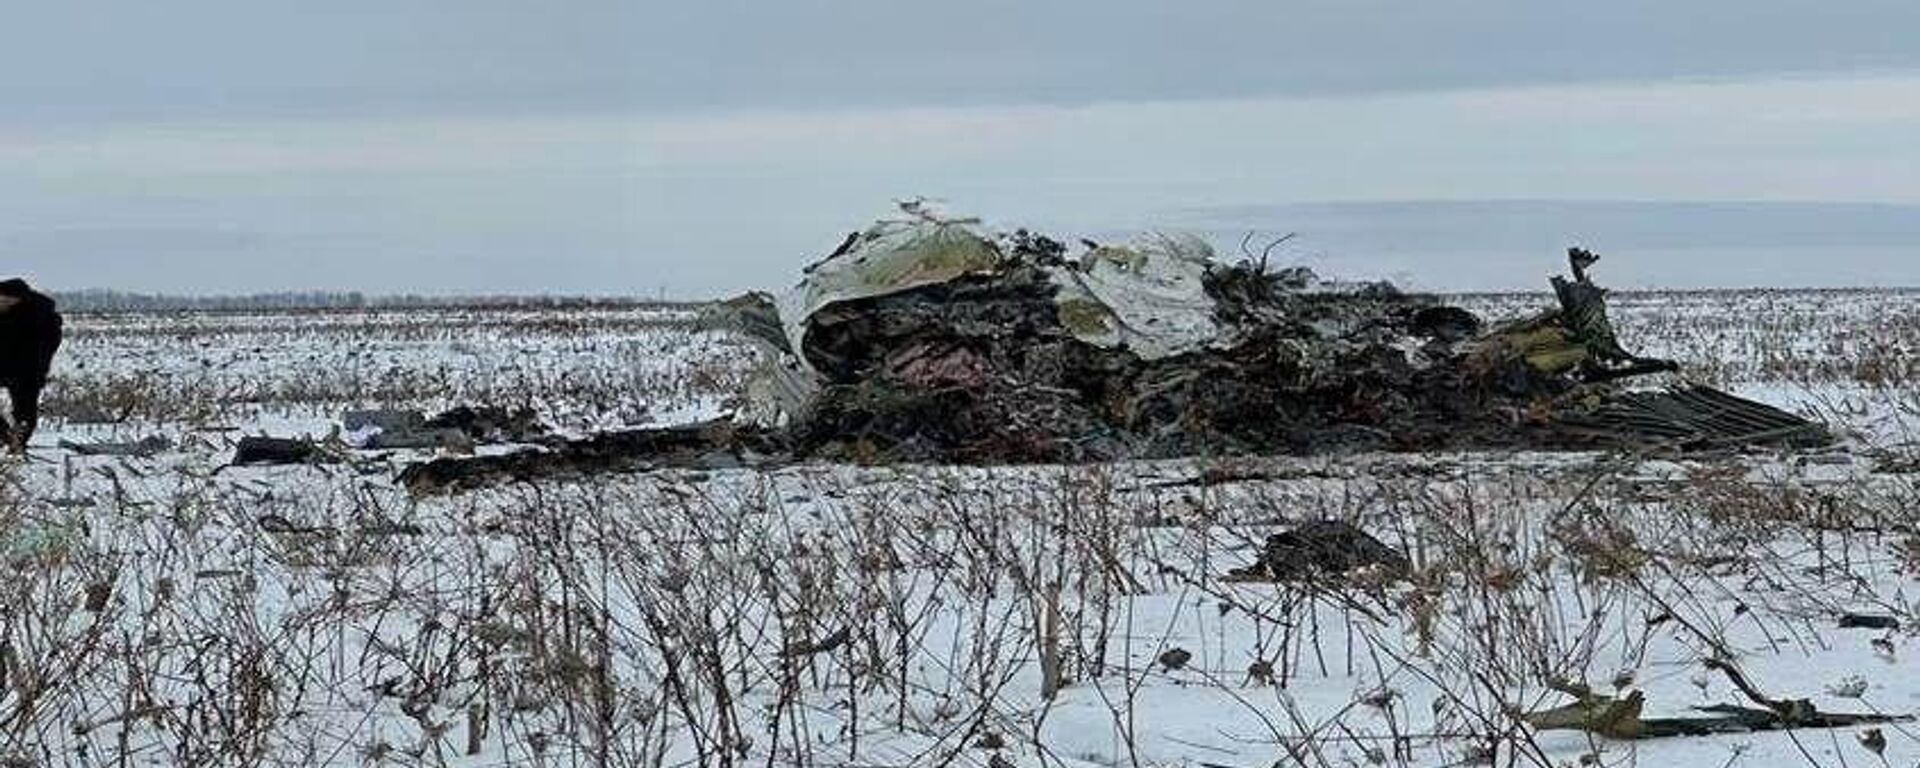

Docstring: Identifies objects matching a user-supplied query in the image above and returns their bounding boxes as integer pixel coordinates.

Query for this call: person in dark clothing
[0,278,63,452]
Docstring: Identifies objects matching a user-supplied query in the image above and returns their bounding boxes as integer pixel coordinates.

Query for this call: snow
[1,291,1917,767]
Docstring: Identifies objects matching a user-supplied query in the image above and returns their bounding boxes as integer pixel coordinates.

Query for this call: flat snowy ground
[2,290,1918,767]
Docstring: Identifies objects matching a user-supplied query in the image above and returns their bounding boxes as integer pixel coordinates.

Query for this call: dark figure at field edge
[0,278,63,452]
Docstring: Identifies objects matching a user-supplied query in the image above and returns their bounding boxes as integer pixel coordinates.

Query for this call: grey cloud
[7,3,1920,296]
[0,1,644,123]
[7,2,1920,123]
[639,1,1920,112]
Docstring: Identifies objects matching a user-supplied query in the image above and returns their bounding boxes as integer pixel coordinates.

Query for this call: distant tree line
[50,289,702,314]
[52,285,1910,315]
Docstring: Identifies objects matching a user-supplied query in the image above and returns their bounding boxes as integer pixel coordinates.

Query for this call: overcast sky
[7,1,1920,295]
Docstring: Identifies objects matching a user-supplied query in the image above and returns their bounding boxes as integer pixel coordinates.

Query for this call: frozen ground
[2,290,1918,767]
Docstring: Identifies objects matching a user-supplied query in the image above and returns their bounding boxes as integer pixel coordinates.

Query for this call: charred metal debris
[401,204,1829,493]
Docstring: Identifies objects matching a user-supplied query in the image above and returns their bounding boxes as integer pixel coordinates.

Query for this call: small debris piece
[779,628,850,658]
[1524,682,1913,739]
[342,409,425,433]
[1860,727,1887,758]
[362,428,474,451]
[1523,689,1649,739]
[700,291,792,354]
[232,436,333,466]
[1838,613,1901,630]
[1245,659,1275,686]
[1871,451,1920,474]
[1825,675,1868,699]
[422,405,549,443]
[83,581,110,612]
[355,520,425,537]
[256,514,330,535]
[58,435,172,458]
[1230,520,1411,581]
[398,418,781,495]
[1408,305,1483,342]
[349,406,545,451]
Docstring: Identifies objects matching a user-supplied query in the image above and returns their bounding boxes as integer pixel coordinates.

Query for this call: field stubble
[2,290,1919,767]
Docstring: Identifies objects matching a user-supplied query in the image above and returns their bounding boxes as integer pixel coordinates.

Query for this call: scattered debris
[58,435,172,458]
[343,405,547,451]
[1227,520,1411,582]
[422,405,549,443]
[398,418,780,494]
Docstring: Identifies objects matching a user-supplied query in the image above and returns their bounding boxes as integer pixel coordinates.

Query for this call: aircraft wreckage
[400,204,1830,493]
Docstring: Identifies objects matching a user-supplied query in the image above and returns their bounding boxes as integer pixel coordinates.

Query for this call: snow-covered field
[3,290,1918,767]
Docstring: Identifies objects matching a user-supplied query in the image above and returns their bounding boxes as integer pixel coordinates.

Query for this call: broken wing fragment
[1554,386,1831,450]
[1523,686,1911,739]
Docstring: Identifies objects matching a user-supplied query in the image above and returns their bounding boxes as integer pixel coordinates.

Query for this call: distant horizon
[39,277,1920,313]
[18,196,1920,299]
